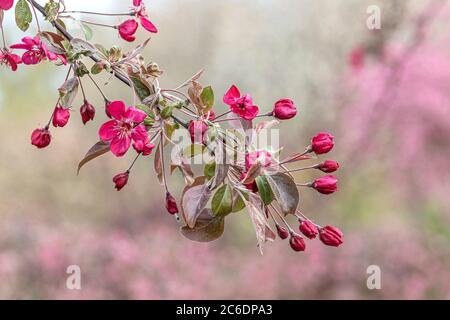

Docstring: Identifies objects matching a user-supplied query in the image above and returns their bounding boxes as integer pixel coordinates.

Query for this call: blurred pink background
[0,0,450,299]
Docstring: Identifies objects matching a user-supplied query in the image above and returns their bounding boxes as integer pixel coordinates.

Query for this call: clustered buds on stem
[3,0,344,253]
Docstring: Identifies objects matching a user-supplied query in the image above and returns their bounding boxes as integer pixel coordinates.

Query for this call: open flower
[98,101,148,157]
[0,49,22,71]
[118,19,139,42]
[223,85,259,120]
[0,0,14,10]
[10,36,67,65]
[132,0,158,33]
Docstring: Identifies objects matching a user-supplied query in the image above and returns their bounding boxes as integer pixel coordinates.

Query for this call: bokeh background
[1,0,450,299]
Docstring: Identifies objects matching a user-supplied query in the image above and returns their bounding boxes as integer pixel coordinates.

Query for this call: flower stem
[61,11,133,17]
[0,20,7,49]
[27,0,42,33]
[87,74,109,102]
[127,153,141,172]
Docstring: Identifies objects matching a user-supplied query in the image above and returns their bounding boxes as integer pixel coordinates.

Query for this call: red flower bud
[276,225,289,240]
[311,132,334,155]
[239,172,258,192]
[113,172,129,191]
[118,19,138,42]
[165,192,179,215]
[289,234,306,252]
[319,225,343,247]
[299,220,318,239]
[31,127,51,149]
[317,160,340,173]
[80,100,95,125]
[188,120,208,144]
[0,0,14,11]
[312,175,338,195]
[273,99,297,120]
[52,106,70,128]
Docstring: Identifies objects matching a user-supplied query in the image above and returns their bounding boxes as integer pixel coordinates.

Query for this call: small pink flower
[188,120,208,144]
[0,49,22,71]
[223,85,259,120]
[80,100,95,125]
[11,36,67,65]
[273,99,297,120]
[299,220,318,239]
[118,19,139,42]
[31,127,51,149]
[245,149,272,171]
[319,225,343,247]
[317,160,340,173]
[311,132,335,155]
[113,172,129,191]
[0,0,14,10]
[52,106,70,128]
[289,233,306,252]
[98,100,148,157]
[133,0,158,33]
[132,138,155,156]
[312,175,338,195]
[165,192,179,215]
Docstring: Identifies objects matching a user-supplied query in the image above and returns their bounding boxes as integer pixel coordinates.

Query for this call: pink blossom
[311,132,334,155]
[0,0,14,10]
[113,172,129,191]
[52,106,70,128]
[223,85,259,120]
[245,149,272,170]
[31,127,51,149]
[133,0,158,33]
[0,49,22,71]
[118,19,139,42]
[98,101,148,157]
[10,36,67,65]
[132,137,155,156]
[273,99,297,120]
[80,101,95,125]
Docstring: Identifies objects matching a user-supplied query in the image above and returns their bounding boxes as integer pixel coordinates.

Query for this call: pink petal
[125,107,147,123]
[22,51,41,65]
[131,125,148,142]
[0,0,14,10]
[110,136,131,157]
[99,120,118,141]
[140,16,158,33]
[133,0,142,6]
[107,101,126,120]
[223,85,241,105]
[9,43,30,50]
[243,105,259,120]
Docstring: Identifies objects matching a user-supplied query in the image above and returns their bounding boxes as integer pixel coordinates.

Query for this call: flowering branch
[0,0,344,254]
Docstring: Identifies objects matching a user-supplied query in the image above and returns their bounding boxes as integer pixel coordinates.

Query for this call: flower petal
[243,105,259,120]
[0,0,14,10]
[22,51,41,65]
[133,0,142,6]
[223,85,241,105]
[125,107,147,123]
[107,101,126,120]
[110,135,131,157]
[131,124,148,142]
[99,120,118,142]
[139,16,158,33]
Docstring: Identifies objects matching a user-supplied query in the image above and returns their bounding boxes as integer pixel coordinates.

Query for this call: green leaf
[15,0,32,32]
[130,76,152,101]
[232,192,246,213]
[212,184,233,217]
[77,141,110,174]
[44,0,60,21]
[81,23,93,41]
[266,172,299,215]
[180,209,224,243]
[58,77,79,108]
[91,61,105,75]
[204,161,216,179]
[160,106,173,119]
[200,86,214,110]
[255,176,274,205]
